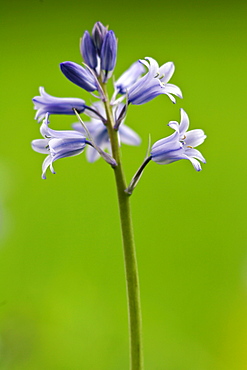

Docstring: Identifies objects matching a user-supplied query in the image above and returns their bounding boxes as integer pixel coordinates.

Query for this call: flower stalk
[101,81,144,370]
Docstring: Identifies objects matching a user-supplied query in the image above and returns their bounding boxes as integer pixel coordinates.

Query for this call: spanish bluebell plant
[31,21,206,370]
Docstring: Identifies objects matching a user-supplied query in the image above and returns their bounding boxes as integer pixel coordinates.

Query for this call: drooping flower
[73,102,141,162]
[128,57,182,105]
[33,87,87,123]
[114,61,146,95]
[31,114,88,179]
[151,109,206,171]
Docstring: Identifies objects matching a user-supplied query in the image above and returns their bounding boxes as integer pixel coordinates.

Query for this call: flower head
[151,109,206,171]
[33,87,87,123]
[73,102,141,162]
[31,114,87,178]
[128,57,182,105]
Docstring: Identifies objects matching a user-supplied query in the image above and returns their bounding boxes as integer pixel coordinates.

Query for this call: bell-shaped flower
[112,61,146,102]
[31,114,87,179]
[151,109,206,171]
[60,61,98,92]
[73,102,141,163]
[128,57,182,105]
[33,87,87,123]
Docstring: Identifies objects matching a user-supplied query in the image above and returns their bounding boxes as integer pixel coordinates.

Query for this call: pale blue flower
[115,61,146,95]
[31,114,87,179]
[151,109,206,171]
[73,102,141,162]
[33,87,87,123]
[128,57,182,105]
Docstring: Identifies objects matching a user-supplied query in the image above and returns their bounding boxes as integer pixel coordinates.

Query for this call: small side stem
[101,82,143,369]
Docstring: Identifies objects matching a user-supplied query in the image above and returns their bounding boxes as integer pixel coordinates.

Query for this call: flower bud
[60,61,98,92]
[80,31,98,69]
[92,21,108,54]
[100,30,117,72]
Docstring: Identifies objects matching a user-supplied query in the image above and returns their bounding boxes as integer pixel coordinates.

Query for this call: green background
[1,0,246,368]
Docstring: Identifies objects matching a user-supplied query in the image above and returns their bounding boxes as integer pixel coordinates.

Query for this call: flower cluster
[32,21,206,189]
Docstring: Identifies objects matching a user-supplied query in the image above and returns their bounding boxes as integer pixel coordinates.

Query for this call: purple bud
[80,31,98,69]
[92,21,108,54]
[60,62,98,92]
[100,30,117,72]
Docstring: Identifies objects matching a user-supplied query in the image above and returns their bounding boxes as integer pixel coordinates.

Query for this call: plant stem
[101,82,143,370]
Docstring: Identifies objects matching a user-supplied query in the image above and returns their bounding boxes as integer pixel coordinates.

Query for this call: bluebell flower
[128,57,182,105]
[33,87,87,123]
[73,102,141,162]
[100,30,117,82]
[60,62,98,92]
[151,109,206,171]
[80,31,98,70]
[114,61,146,95]
[31,114,87,179]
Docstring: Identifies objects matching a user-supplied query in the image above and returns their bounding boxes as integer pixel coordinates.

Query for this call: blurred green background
[0,0,246,369]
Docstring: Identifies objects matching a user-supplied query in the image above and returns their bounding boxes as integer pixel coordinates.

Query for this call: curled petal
[41,155,54,179]
[184,148,206,163]
[159,62,175,84]
[179,108,190,135]
[31,139,49,154]
[163,84,183,99]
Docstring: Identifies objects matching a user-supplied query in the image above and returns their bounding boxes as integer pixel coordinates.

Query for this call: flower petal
[159,62,175,84]
[31,139,49,154]
[185,129,207,147]
[185,148,206,163]
[179,109,190,135]
[119,124,141,146]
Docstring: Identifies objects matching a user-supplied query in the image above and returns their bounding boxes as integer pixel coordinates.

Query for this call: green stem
[101,82,143,370]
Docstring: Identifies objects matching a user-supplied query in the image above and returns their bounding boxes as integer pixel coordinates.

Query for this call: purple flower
[32,87,87,122]
[60,62,98,92]
[151,109,206,171]
[128,57,182,105]
[73,102,141,163]
[31,114,87,179]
